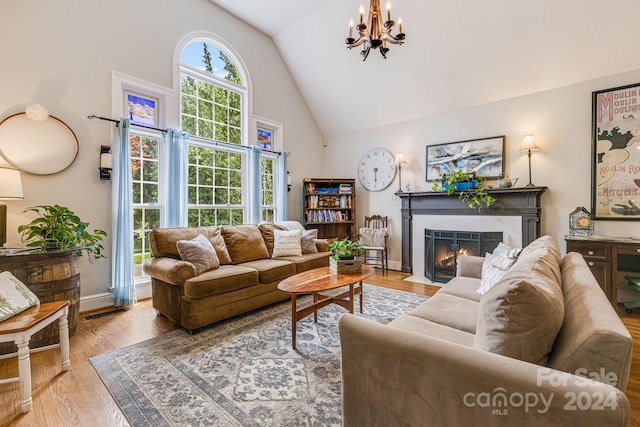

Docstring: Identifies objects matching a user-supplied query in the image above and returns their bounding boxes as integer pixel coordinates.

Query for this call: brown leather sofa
[143,223,330,332]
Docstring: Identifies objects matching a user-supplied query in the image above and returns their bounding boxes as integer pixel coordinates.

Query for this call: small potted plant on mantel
[431,170,497,211]
[18,204,107,261]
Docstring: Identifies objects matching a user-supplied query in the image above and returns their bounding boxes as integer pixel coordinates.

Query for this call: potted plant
[18,205,107,261]
[431,170,497,211]
[328,236,363,260]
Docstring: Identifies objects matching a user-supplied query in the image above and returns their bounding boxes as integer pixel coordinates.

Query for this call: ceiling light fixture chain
[345,0,406,61]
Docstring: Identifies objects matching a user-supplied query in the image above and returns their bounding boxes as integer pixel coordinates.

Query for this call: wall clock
[357,148,396,191]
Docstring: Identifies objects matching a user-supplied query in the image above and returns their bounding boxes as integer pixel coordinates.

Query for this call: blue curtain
[164,129,189,227]
[248,145,262,224]
[112,118,135,307]
[276,152,288,221]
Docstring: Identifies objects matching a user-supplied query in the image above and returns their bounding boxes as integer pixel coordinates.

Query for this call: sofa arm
[457,255,484,279]
[338,314,630,427]
[142,257,197,285]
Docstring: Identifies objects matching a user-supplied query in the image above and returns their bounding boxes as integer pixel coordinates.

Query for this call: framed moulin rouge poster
[592,82,640,220]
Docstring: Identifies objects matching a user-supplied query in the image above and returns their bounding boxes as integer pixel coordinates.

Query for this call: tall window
[130,131,161,278]
[180,40,247,226]
[261,155,276,222]
[187,142,244,226]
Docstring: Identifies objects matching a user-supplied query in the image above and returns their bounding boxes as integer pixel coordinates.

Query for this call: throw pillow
[359,227,388,247]
[0,271,40,322]
[473,235,564,366]
[222,225,270,264]
[301,229,319,254]
[272,229,302,257]
[476,242,522,295]
[176,234,220,275]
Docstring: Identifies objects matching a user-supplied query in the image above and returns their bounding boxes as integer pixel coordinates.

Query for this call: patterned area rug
[90,284,427,426]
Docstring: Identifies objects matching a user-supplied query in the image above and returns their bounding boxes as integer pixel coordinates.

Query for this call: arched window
[179,40,249,226]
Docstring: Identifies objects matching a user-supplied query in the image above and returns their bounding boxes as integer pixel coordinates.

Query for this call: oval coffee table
[278,265,374,349]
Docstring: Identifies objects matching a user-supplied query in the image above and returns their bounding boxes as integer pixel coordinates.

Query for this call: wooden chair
[358,215,389,275]
[0,301,70,413]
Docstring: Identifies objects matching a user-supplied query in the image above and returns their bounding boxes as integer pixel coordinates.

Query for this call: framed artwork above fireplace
[426,135,505,181]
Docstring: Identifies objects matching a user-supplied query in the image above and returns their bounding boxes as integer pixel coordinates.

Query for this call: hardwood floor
[0,269,638,426]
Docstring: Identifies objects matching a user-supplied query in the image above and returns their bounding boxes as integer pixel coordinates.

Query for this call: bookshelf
[303,178,356,239]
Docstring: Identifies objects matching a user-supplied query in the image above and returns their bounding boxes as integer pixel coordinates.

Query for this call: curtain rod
[88,114,287,155]
[87,115,168,133]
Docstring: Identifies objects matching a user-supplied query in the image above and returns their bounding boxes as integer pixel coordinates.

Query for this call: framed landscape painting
[592,82,640,220]
[426,136,505,181]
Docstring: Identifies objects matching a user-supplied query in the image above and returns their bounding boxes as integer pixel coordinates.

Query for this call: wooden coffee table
[278,265,374,349]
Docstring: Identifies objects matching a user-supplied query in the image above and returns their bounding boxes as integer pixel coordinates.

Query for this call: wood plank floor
[0,269,638,426]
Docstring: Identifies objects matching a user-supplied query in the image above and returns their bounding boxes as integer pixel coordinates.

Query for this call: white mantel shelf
[396,186,548,273]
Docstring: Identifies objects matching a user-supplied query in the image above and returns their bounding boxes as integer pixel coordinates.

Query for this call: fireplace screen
[425,229,502,282]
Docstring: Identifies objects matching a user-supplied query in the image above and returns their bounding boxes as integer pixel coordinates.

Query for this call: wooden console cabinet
[565,236,640,307]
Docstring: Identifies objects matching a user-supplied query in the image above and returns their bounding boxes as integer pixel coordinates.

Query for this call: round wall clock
[357,148,396,191]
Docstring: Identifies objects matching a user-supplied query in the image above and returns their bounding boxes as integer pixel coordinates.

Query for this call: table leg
[16,336,33,413]
[359,280,364,313]
[349,283,355,313]
[313,293,318,322]
[58,308,70,372]
[291,294,297,350]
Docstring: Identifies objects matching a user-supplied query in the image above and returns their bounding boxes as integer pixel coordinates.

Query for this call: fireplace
[425,229,502,282]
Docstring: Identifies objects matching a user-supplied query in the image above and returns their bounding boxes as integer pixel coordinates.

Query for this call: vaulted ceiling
[210,0,640,138]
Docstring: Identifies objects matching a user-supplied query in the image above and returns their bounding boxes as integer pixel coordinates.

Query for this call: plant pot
[443,180,478,191]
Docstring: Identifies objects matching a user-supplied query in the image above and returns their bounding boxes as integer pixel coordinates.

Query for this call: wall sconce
[99,145,112,180]
[520,134,540,187]
[395,152,407,192]
[287,171,292,192]
[0,167,24,247]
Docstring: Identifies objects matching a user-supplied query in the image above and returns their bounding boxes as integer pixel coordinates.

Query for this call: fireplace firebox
[425,229,502,282]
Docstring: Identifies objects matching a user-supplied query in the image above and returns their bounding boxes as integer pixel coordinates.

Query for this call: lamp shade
[0,167,24,199]
[520,134,540,152]
[395,152,407,166]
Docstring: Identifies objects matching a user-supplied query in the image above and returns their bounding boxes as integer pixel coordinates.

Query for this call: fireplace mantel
[397,186,547,273]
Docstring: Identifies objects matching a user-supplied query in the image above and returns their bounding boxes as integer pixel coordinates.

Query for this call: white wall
[324,70,640,272]
[0,0,324,309]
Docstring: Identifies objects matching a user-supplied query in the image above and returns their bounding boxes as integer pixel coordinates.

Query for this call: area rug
[90,284,427,427]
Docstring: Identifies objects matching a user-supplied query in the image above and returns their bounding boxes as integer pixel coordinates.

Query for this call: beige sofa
[339,235,633,426]
[143,223,330,332]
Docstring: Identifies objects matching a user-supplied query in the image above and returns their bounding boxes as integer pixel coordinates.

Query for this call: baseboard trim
[79,281,152,313]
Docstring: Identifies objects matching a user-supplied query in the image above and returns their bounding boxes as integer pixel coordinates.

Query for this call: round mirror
[0,112,79,175]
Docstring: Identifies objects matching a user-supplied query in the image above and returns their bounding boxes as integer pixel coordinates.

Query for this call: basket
[330,257,362,274]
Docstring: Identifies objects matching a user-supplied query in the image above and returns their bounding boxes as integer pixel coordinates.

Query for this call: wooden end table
[277,265,374,349]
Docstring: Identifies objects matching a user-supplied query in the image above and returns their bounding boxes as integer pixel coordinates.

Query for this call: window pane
[132,182,141,204]
[182,115,196,134]
[229,109,241,127]
[215,188,228,204]
[229,169,241,187]
[232,209,244,225]
[201,209,215,226]
[199,120,213,139]
[181,74,197,95]
[188,209,199,227]
[198,81,213,100]
[199,167,213,186]
[199,187,213,204]
[215,105,228,124]
[217,209,230,225]
[215,123,228,142]
[131,159,141,181]
[229,127,241,144]
[199,100,212,119]
[229,188,242,205]
[188,185,197,204]
[142,160,158,182]
[200,147,214,166]
[181,94,197,116]
[215,168,228,186]
[229,92,241,110]
[143,183,158,203]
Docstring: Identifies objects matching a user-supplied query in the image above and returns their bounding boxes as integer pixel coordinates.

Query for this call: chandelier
[345,0,406,61]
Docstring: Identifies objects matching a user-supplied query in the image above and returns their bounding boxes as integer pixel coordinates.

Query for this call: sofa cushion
[389,314,475,347]
[473,235,564,366]
[548,252,633,391]
[258,222,286,257]
[183,265,259,298]
[176,234,220,274]
[149,226,231,265]
[239,259,297,283]
[408,293,479,334]
[272,229,302,257]
[222,224,270,264]
[301,229,319,254]
[277,252,331,273]
[438,276,482,302]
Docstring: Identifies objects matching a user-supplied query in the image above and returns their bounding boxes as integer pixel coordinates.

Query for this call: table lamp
[0,167,24,247]
[395,152,407,192]
[520,135,540,187]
